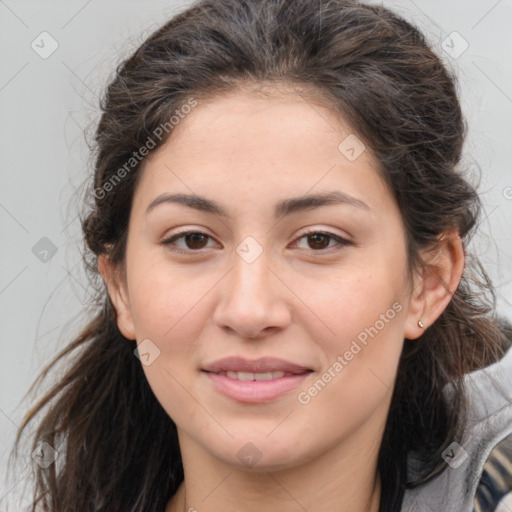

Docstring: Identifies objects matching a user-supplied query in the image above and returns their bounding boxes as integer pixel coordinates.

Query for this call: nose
[212,246,291,340]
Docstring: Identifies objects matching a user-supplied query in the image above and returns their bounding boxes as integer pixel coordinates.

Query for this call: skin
[99,86,465,512]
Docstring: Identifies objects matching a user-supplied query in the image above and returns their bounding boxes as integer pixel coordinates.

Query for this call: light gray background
[1,0,511,508]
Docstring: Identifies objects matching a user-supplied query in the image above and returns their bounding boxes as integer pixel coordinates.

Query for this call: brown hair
[9,0,511,510]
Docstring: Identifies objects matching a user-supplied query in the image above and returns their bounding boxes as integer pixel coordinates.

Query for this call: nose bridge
[213,237,290,338]
[230,238,272,304]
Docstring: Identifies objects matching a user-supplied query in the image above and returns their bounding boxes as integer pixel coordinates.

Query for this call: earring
[418,320,424,328]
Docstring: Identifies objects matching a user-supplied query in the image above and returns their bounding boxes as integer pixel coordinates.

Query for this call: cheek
[126,254,214,344]
[294,278,405,445]
[297,262,405,355]
[126,270,209,425]
[294,251,408,410]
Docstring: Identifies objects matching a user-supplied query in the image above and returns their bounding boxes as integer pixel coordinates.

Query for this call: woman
[10,0,512,511]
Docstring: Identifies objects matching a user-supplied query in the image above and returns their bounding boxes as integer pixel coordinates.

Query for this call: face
[102,88,427,472]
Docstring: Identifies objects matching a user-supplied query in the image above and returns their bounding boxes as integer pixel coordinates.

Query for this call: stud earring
[418,320,424,328]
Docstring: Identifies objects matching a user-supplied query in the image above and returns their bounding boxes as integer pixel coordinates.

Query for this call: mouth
[202,356,313,374]
[201,357,314,403]
[209,370,300,381]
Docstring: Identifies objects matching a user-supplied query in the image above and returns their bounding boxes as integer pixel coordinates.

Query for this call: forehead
[133,89,395,219]
[169,88,347,153]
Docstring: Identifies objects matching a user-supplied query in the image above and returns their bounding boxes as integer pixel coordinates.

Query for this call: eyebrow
[145,191,372,218]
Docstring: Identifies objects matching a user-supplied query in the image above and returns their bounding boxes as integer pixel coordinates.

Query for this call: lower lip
[203,371,312,403]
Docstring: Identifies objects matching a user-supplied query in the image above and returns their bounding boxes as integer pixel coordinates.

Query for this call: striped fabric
[474,432,512,512]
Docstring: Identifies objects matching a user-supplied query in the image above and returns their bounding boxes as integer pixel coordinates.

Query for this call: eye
[160,229,352,255]
[160,230,216,254]
[293,229,352,252]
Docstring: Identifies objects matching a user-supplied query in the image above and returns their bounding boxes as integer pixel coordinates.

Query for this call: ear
[98,254,136,340]
[403,230,465,340]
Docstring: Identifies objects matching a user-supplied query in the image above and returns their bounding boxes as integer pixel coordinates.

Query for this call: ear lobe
[403,230,465,340]
[98,254,136,340]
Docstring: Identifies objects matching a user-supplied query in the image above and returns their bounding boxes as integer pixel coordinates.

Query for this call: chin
[206,432,319,473]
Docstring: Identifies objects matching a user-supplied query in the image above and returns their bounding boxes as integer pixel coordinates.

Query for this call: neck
[166,429,383,512]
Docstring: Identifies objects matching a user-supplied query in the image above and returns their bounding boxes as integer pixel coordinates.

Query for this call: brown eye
[160,231,214,254]
[295,230,352,252]
[182,232,209,249]
[161,229,351,255]
[306,233,331,250]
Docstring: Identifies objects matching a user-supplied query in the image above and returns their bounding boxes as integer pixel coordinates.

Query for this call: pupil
[187,233,207,249]
[309,233,328,249]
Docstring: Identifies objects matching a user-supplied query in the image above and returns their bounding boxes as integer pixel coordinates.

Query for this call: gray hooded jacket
[401,343,512,512]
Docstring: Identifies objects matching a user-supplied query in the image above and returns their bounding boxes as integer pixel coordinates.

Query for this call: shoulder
[473,432,512,512]
[401,343,512,512]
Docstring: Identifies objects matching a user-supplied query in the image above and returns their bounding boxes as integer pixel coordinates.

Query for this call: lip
[202,357,313,403]
[202,356,312,374]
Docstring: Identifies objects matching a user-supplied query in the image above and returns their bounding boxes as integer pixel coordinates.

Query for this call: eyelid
[159,227,219,254]
[160,227,353,255]
[292,228,352,252]
[295,226,353,243]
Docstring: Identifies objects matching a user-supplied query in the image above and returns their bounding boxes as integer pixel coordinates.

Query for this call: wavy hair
[9,0,511,510]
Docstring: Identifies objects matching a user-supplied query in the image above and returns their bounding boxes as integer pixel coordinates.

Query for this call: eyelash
[160,229,352,255]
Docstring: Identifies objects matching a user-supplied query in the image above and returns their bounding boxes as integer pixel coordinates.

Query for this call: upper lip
[202,357,313,374]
